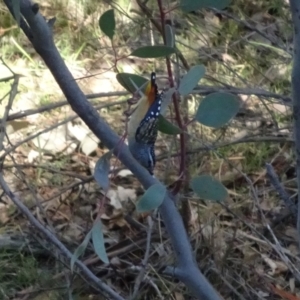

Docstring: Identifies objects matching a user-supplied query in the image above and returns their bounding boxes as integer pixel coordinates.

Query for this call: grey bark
[289,0,300,247]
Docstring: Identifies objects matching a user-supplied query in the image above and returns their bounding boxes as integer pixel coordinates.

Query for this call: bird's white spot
[158,100,161,105]
[156,112,159,116]
[151,111,154,115]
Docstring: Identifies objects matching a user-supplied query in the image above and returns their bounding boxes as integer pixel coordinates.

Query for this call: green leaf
[12,0,20,27]
[195,92,239,128]
[116,73,148,93]
[191,175,227,202]
[68,290,74,300]
[178,65,205,96]
[70,230,92,272]
[136,184,166,213]
[158,115,181,135]
[180,0,231,12]
[92,220,109,264]
[131,45,176,58]
[99,9,115,40]
[68,288,74,300]
[165,24,174,47]
[94,151,112,191]
[160,87,175,115]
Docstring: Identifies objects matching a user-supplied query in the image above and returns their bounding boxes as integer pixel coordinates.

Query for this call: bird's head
[144,72,158,107]
[128,72,160,140]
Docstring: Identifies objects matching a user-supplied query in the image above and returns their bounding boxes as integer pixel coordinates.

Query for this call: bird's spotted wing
[135,93,162,145]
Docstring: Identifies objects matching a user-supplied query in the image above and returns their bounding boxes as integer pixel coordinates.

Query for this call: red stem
[157,0,186,194]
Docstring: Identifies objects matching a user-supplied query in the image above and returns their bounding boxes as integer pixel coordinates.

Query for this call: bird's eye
[151,72,156,85]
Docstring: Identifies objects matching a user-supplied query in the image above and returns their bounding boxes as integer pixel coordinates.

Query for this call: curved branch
[3,0,221,299]
[289,0,300,247]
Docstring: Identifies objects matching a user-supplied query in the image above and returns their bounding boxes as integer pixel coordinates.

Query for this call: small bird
[128,72,162,175]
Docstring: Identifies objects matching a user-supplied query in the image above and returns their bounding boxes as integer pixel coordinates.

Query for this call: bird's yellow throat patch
[145,81,156,106]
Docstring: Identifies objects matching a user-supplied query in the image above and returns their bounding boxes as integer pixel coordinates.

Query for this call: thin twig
[156,0,186,194]
[211,265,247,300]
[0,96,128,123]
[0,172,125,300]
[156,135,293,161]
[0,74,19,150]
[132,216,154,299]
[265,163,297,217]
[136,0,190,71]
[0,100,127,161]
[239,172,300,282]
[192,86,291,104]
[7,152,56,233]
[212,8,292,56]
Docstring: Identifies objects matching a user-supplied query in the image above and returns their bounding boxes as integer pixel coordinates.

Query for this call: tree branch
[289,0,300,248]
[3,0,221,299]
[265,163,297,218]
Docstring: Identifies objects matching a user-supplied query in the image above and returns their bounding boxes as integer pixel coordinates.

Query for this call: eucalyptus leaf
[70,230,92,272]
[136,184,166,213]
[158,115,181,135]
[92,220,109,264]
[160,87,175,115]
[165,24,174,47]
[99,9,115,40]
[116,73,148,93]
[195,92,240,128]
[191,175,228,202]
[178,65,205,96]
[94,151,112,191]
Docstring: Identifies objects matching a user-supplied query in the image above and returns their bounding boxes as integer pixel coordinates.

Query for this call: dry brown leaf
[262,254,288,275]
[174,292,185,300]
[285,227,299,242]
[270,284,300,300]
[240,244,259,262]
[62,223,83,242]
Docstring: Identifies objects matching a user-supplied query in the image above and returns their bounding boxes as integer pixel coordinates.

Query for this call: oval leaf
[71,230,92,272]
[99,9,115,40]
[160,87,175,115]
[195,92,239,128]
[178,65,205,96]
[136,184,166,213]
[131,45,176,58]
[165,24,174,47]
[158,115,181,135]
[180,0,231,12]
[94,151,112,191]
[191,175,227,202]
[116,73,148,93]
[92,220,109,264]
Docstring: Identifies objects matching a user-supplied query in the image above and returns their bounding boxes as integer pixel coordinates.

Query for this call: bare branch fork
[265,163,297,218]
[289,0,300,248]
[2,0,221,299]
